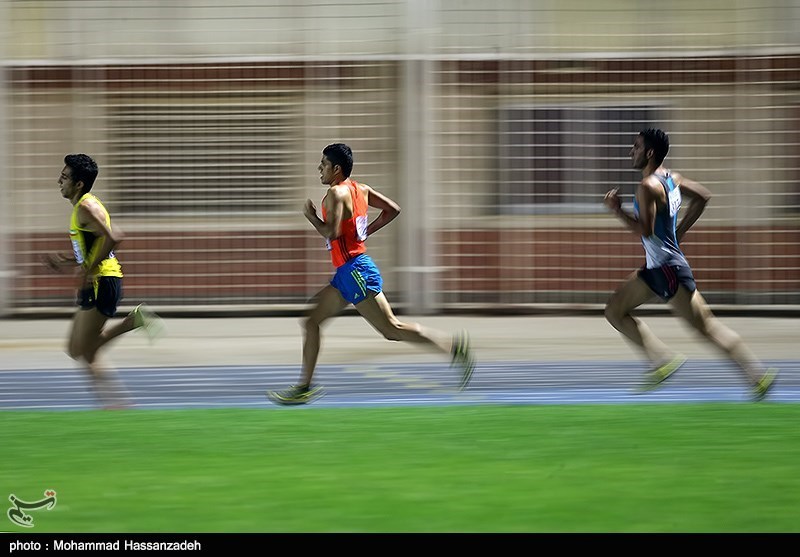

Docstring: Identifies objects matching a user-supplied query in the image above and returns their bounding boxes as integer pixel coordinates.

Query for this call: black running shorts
[638,264,696,301]
[77,276,123,318]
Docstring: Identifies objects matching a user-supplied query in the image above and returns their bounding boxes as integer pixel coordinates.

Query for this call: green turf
[3,404,799,532]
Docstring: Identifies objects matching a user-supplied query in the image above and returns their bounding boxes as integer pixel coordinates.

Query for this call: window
[108,96,302,217]
[498,105,660,214]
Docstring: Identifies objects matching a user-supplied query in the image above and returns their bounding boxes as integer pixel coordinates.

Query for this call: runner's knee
[687,313,713,337]
[66,343,81,360]
[67,343,95,362]
[604,303,623,326]
[303,315,321,332]
[378,319,408,342]
[381,325,404,342]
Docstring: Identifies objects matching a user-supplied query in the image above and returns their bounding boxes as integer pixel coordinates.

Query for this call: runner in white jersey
[603,129,777,400]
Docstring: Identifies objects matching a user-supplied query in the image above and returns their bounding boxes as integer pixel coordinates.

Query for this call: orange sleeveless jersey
[321,179,369,268]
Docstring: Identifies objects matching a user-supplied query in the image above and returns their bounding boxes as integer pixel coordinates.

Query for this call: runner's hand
[604,189,622,213]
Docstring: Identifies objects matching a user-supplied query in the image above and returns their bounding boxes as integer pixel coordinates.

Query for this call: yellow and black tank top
[69,193,123,278]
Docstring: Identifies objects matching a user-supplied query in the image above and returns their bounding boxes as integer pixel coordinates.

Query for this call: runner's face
[58,166,81,199]
[630,136,649,170]
[318,156,337,185]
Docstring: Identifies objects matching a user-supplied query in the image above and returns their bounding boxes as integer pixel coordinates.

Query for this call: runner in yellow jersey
[44,154,164,408]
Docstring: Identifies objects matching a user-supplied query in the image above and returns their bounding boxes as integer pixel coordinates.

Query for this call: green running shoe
[267,384,325,406]
[451,330,476,391]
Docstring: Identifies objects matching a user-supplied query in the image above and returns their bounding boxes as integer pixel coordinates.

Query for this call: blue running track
[0,359,798,410]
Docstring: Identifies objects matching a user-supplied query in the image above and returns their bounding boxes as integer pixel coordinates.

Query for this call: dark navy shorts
[330,254,383,305]
[638,264,696,301]
[77,276,123,317]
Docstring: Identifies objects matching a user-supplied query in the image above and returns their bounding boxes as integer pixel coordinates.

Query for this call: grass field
[3,404,800,532]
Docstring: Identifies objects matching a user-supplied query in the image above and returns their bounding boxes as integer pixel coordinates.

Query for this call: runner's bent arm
[672,172,712,243]
[604,179,660,238]
[78,199,124,277]
[362,185,400,237]
[304,186,348,240]
[43,252,77,273]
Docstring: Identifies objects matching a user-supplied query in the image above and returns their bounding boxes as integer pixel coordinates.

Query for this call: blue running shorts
[330,254,383,305]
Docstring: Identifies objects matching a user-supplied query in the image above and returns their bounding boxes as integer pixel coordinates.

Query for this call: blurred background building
[1,0,798,316]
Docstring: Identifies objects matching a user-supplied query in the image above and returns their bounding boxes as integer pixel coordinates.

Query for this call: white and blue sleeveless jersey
[633,173,689,269]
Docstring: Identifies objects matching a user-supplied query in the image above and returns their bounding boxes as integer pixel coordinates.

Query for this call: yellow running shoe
[266,384,325,406]
[639,354,687,392]
[131,303,165,344]
[753,368,778,402]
